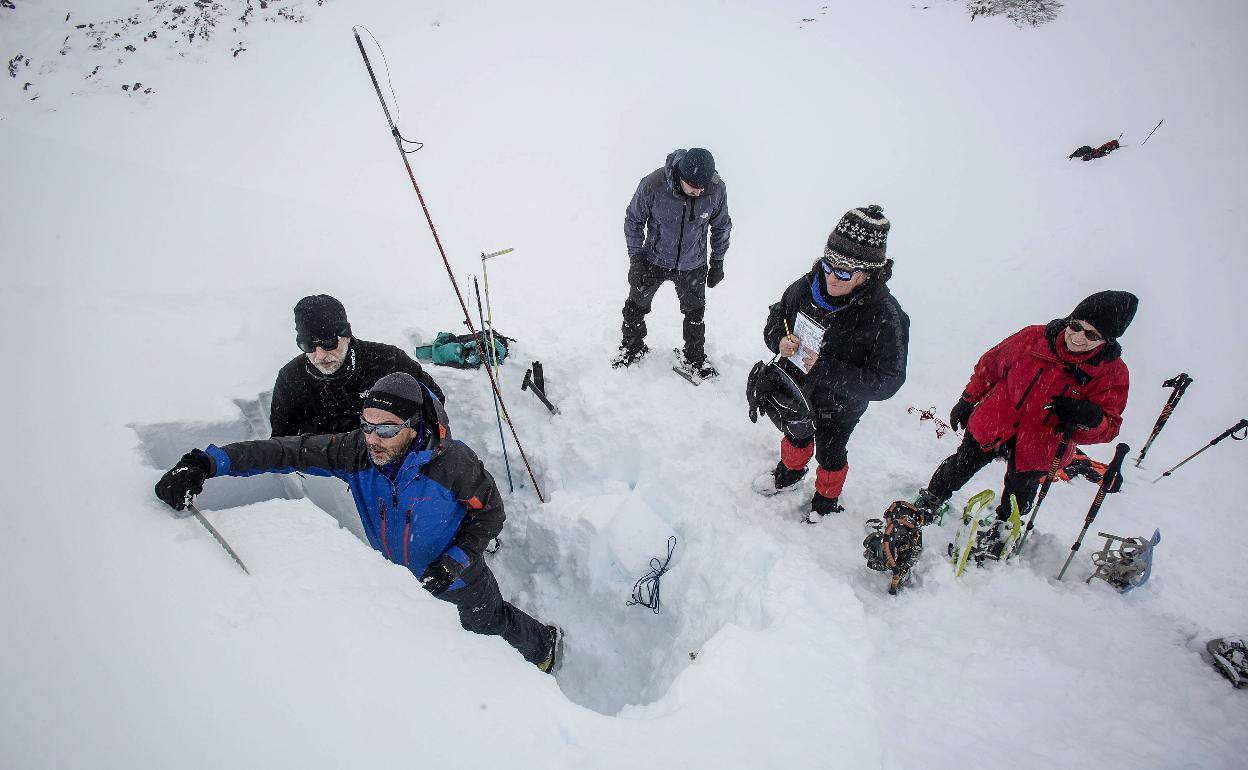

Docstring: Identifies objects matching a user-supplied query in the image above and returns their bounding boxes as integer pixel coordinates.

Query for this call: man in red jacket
[914,291,1137,536]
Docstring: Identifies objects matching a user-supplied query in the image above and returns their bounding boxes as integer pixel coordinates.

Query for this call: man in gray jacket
[614,147,732,378]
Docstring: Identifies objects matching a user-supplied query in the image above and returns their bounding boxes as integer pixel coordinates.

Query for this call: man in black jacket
[754,205,910,522]
[269,294,444,437]
[614,148,732,378]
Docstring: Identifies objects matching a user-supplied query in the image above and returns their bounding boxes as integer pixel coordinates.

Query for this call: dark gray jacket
[624,149,732,271]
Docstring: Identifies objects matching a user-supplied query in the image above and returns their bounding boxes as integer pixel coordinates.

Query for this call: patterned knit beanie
[823,204,890,270]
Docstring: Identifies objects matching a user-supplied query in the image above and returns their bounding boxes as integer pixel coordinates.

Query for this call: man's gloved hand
[706,261,725,288]
[154,449,214,513]
[949,399,975,432]
[1047,396,1104,432]
[419,547,470,596]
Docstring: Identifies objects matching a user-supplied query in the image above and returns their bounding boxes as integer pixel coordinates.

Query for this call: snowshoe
[752,463,807,496]
[672,349,718,384]
[1087,529,1161,593]
[862,501,924,594]
[1206,636,1248,688]
[948,489,995,576]
[611,344,649,369]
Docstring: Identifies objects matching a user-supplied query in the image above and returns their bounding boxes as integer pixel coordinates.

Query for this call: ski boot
[536,625,564,675]
[912,488,949,526]
[611,343,649,369]
[752,462,807,496]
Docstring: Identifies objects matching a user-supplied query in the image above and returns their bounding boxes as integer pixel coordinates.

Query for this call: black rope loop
[626,535,677,614]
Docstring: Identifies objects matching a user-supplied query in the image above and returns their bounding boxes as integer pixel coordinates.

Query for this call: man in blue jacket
[155,372,562,673]
[615,147,732,379]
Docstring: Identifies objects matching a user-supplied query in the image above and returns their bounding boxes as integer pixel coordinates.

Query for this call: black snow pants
[621,258,709,363]
[436,559,550,664]
[925,433,1044,521]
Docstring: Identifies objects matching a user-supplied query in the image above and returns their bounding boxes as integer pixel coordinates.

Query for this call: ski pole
[480,248,512,387]
[1153,419,1248,482]
[1057,443,1129,580]
[474,276,515,493]
[187,499,250,575]
[1140,119,1164,146]
[1134,373,1193,467]
[352,28,544,502]
[1015,424,1075,555]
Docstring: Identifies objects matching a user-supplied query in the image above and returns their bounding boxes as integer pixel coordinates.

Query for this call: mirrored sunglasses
[821,259,862,281]
[359,418,411,439]
[1067,319,1105,342]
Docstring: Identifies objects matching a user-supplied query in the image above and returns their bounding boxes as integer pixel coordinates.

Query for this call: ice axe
[1058,443,1129,580]
[522,361,559,415]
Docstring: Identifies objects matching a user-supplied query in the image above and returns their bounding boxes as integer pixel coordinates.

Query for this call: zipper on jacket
[1015,368,1045,411]
[379,499,392,561]
[402,509,412,567]
[675,197,688,265]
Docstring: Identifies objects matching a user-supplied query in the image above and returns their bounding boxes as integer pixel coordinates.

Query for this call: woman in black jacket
[754,205,910,522]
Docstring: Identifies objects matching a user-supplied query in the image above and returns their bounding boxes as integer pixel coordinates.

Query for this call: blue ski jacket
[201,394,503,584]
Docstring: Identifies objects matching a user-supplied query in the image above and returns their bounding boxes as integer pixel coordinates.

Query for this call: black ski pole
[1153,419,1248,482]
[1058,442,1129,580]
[1140,119,1164,146]
[473,275,515,493]
[352,28,544,502]
[1015,424,1075,555]
[1134,373,1193,467]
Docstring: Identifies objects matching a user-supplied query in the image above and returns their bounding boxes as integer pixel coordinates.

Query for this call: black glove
[1046,396,1103,432]
[706,261,725,288]
[154,449,214,512]
[419,547,470,596]
[949,399,975,432]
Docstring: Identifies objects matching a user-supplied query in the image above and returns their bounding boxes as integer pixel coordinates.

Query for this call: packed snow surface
[3,1,1247,768]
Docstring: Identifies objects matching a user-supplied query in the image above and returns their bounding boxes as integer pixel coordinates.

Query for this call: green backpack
[414,331,511,369]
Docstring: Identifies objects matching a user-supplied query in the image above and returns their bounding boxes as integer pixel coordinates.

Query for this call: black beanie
[824,204,890,270]
[1070,290,1139,340]
[294,294,351,342]
[362,372,424,421]
[677,148,716,188]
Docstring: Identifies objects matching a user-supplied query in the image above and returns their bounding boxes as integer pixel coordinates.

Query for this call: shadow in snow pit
[492,487,718,715]
[130,393,367,542]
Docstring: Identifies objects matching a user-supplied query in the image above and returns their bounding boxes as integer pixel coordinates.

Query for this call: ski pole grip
[1211,418,1248,445]
[1101,442,1130,490]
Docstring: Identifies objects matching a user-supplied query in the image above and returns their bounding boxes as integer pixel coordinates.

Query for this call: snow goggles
[821,259,861,281]
[1066,320,1105,342]
[359,418,412,439]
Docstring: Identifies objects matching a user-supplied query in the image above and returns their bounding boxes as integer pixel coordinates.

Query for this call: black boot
[805,492,845,524]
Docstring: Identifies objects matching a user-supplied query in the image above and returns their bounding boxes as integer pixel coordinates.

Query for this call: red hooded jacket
[962,321,1129,472]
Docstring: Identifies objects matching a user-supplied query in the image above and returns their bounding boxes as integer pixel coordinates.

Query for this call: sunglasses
[821,259,863,281]
[296,330,349,354]
[1067,320,1105,342]
[359,417,412,439]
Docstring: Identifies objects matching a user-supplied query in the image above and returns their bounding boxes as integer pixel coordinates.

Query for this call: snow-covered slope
[3,1,1247,768]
